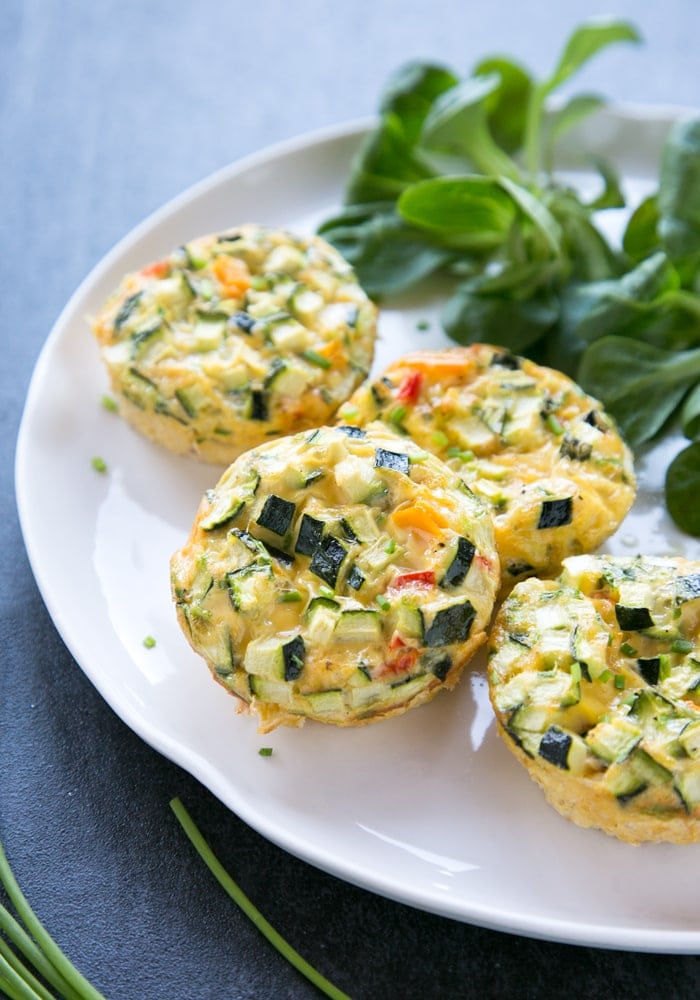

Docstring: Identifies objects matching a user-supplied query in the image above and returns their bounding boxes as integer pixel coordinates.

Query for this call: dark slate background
[2,2,700,997]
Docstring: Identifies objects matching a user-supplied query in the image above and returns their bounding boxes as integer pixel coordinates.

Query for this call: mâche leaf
[319,18,700,533]
[666,442,700,535]
[577,337,700,446]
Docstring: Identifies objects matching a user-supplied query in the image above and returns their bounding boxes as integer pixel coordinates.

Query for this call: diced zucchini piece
[175,383,209,419]
[615,605,654,632]
[423,600,476,647]
[509,704,554,734]
[538,726,588,774]
[333,454,385,503]
[131,319,164,356]
[295,514,325,556]
[680,720,700,759]
[114,292,142,330]
[309,535,347,588]
[248,675,294,706]
[440,536,476,589]
[305,690,344,714]
[393,601,424,642]
[676,768,700,810]
[244,636,287,680]
[585,717,642,763]
[347,679,389,710]
[226,562,272,612]
[346,564,365,591]
[334,609,383,643]
[605,748,673,801]
[250,389,268,421]
[677,573,700,604]
[537,497,573,529]
[355,535,398,577]
[341,507,381,544]
[256,494,296,536]
[374,447,410,475]
[263,359,308,397]
[193,316,226,351]
[659,660,700,700]
[200,493,244,531]
[385,674,432,707]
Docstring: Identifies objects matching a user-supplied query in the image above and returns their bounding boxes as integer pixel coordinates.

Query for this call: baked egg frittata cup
[91,224,377,464]
[488,554,700,844]
[171,423,500,732]
[341,344,636,594]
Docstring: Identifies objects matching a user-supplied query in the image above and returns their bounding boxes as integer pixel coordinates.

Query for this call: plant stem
[0,906,80,1000]
[0,940,55,1000]
[170,798,351,1000]
[0,842,106,1000]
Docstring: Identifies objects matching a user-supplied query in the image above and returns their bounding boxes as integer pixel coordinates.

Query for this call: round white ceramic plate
[16,106,700,954]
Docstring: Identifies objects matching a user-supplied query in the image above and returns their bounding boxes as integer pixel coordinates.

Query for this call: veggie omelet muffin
[91,225,377,464]
[341,345,636,593]
[171,423,500,732]
[488,554,700,844]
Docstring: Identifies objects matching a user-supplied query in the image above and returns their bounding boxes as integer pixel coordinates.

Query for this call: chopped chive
[319,585,335,600]
[671,638,693,654]
[598,669,612,683]
[409,452,429,464]
[614,674,626,690]
[416,319,431,331]
[432,431,449,448]
[446,446,475,462]
[170,798,350,1000]
[339,406,359,421]
[279,590,303,603]
[302,349,332,369]
[546,414,564,435]
[620,642,637,657]
[375,594,390,611]
[143,635,156,649]
[384,538,396,554]
[258,747,273,757]
[91,456,107,473]
[100,394,118,413]
[389,405,407,426]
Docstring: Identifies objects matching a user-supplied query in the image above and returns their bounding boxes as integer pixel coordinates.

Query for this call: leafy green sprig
[319,19,700,536]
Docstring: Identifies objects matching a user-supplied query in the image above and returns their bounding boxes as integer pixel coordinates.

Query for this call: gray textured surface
[3,2,700,997]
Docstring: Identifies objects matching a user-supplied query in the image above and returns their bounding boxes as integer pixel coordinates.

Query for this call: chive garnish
[416,319,430,331]
[0,837,107,999]
[671,638,693,654]
[375,594,390,611]
[258,747,273,757]
[432,431,449,449]
[614,674,626,690]
[143,635,156,649]
[279,590,303,603]
[170,799,350,1000]
[90,456,107,473]
[598,669,612,683]
[620,642,637,657]
[546,414,564,435]
[302,349,332,369]
[384,538,396,554]
[100,395,118,413]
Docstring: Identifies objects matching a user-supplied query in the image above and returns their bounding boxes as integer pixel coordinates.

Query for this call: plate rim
[15,102,700,955]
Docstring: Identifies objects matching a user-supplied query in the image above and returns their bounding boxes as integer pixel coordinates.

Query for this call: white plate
[16,107,700,954]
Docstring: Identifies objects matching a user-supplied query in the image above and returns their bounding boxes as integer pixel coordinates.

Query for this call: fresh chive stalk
[0,839,106,1000]
[169,798,350,1000]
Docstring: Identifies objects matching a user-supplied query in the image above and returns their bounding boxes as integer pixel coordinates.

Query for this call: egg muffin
[171,423,500,732]
[341,345,636,593]
[91,225,377,464]
[488,554,700,844]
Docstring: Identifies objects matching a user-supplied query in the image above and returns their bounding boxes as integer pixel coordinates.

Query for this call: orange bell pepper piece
[212,255,251,298]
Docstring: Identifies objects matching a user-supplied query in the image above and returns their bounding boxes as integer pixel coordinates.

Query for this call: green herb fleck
[620,642,637,657]
[671,637,693,654]
[546,414,564,436]
[598,669,612,683]
[375,594,391,611]
[91,456,108,473]
[384,538,396,554]
[416,319,431,331]
[279,590,303,603]
[258,747,273,757]
[302,349,332,369]
[432,431,449,448]
[143,635,156,649]
[614,674,626,690]
[101,394,118,412]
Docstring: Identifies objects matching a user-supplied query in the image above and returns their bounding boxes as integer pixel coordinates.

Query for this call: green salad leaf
[319,17,700,535]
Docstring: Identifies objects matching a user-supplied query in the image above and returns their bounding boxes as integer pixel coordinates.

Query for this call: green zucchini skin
[172,423,500,732]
